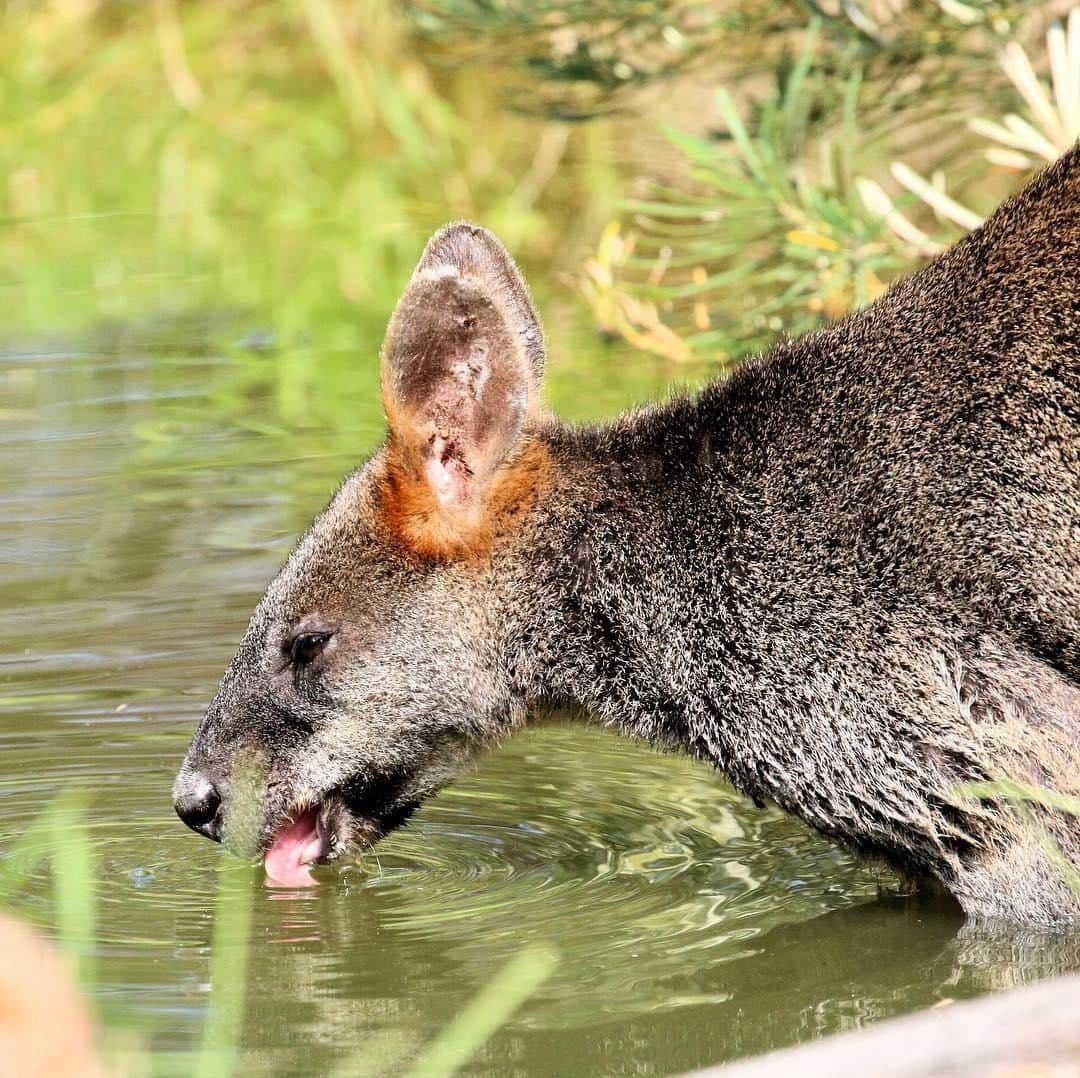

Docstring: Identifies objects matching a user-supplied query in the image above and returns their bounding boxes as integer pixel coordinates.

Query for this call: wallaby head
[173,224,553,885]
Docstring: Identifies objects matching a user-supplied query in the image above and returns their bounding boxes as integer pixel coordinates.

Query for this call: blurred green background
[4,1,1076,374]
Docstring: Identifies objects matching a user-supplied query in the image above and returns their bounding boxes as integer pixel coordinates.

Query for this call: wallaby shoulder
[538,148,1080,685]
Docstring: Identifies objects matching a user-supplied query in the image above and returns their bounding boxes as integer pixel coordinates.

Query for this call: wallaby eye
[288,631,332,668]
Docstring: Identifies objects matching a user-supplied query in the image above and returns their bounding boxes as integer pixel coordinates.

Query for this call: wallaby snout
[172,769,223,842]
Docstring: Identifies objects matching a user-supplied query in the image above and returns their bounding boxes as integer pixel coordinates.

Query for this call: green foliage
[959,779,1080,897]
[1,0,1061,383]
[406,0,759,117]
[0,788,97,987]
[404,0,1036,117]
[961,779,1080,817]
[0,0,636,462]
[335,945,559,1077]
[0,0,620,351]
[404,946,558,1078]
[636,29,906,357]
[582,1,1064,363]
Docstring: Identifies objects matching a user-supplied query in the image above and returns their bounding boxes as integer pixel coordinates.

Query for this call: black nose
[174,775,223,842]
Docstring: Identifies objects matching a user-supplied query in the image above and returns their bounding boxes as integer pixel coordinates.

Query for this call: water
[4,312,1080,1076]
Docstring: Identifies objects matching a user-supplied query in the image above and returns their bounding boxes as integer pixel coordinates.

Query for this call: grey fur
[176,149,1080,923]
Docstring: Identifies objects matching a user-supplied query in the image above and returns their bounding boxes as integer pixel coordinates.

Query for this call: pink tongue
[264,810,323,888]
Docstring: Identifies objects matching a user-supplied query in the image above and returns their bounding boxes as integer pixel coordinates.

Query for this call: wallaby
[174,146,1080,923]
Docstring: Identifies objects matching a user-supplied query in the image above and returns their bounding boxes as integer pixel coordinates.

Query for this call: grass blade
[404,945,558,1078]
[47,789,96,990]
[194,858,256,1078]
[713,89,766,185]
[0,796,65,905]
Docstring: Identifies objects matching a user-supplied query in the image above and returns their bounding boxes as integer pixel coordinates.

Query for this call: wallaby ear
[379,223,546,524]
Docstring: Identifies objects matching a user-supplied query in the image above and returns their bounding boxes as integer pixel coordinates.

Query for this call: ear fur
[378,223,550,558]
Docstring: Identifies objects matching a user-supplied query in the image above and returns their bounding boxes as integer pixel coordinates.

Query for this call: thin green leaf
[782,19,821,144]
[195,858,256,1078]
[959,780,1080,816]
[404,945,558,1078]
[713,88,766,184]
[48,789,96,989]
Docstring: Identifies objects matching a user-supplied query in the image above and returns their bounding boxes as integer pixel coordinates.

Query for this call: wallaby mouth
[263,798,361,888]
[261,790,413,887]
[264,808,328,887]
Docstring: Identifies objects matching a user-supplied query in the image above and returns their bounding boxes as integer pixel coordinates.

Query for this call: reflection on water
[3,327,1080,1075]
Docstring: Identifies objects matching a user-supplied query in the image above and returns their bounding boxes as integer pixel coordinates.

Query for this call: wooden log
[689,973,1080,1078]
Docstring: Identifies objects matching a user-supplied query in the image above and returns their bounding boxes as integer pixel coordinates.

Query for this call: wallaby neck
[509,384,773,763]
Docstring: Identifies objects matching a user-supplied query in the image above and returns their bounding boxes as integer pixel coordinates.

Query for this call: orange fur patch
[376,435,553,561]
[0,915,105,1077]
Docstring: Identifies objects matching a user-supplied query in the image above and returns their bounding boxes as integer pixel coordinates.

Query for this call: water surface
[4,316,1080,1077]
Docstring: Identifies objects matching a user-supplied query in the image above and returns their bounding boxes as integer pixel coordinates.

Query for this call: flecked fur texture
[176,150,1080,923]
